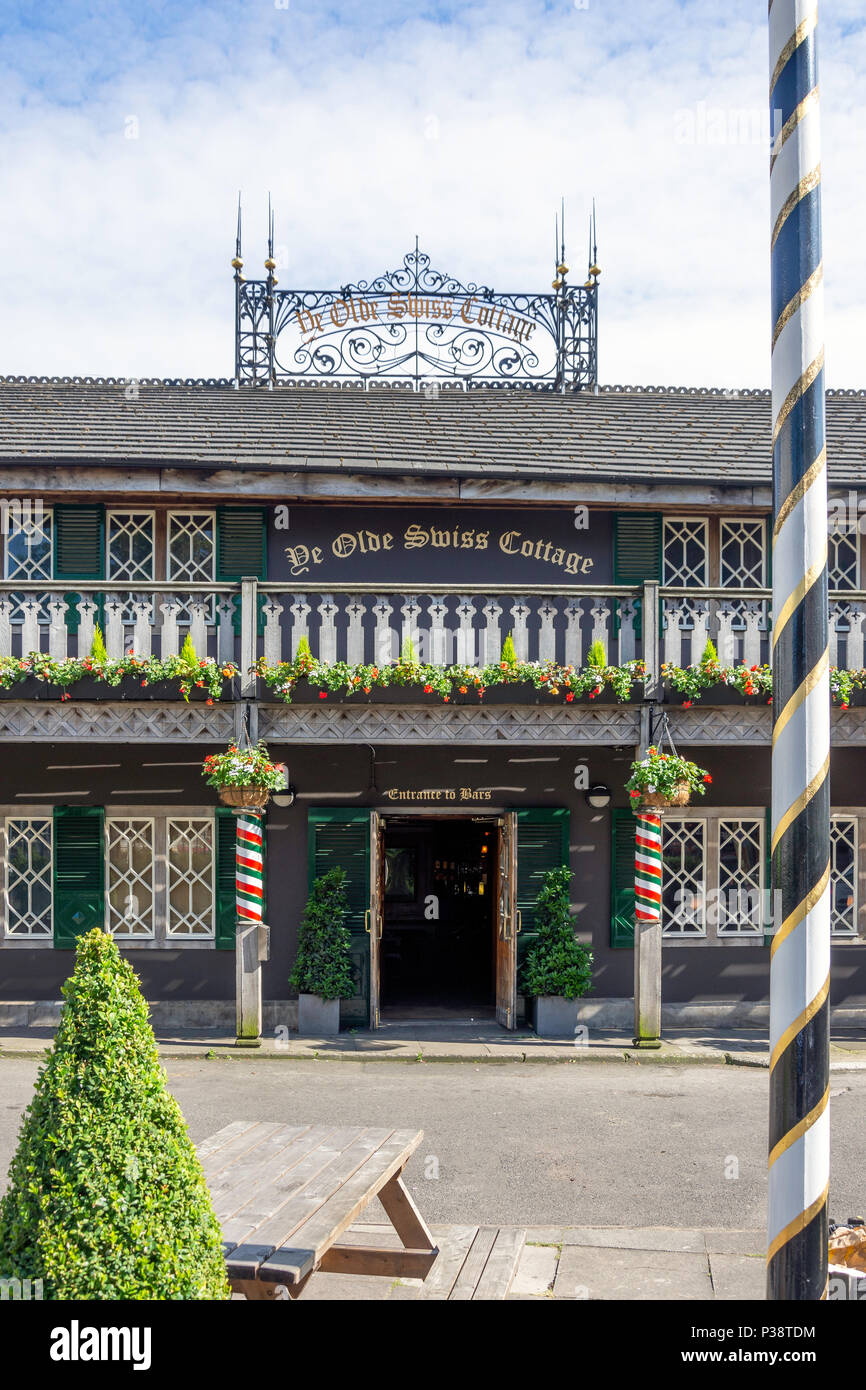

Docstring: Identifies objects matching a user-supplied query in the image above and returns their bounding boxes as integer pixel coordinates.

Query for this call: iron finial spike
[592,197,598,264]
[561,196,566,264]
[236,192,242,258]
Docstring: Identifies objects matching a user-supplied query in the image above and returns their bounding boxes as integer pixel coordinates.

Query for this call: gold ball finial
[264,257,276,271]
[556,262,569,276]
[589,263,601,277]
[552,278,562,290]
[231,257,243,269]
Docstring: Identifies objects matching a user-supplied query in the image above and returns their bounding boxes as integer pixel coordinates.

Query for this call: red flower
[565,691,575,702]
[629,789,640,799]
[589,690,596,699]
[750,664,758,672]
[841,701,849,711]
[141,679,148,687]
[205,697,214,706]
[459,685,468,694]
[443,695,450,703]
[318,691,328,699]
[423,684,433,694]
[195,680,205,688]
[703,774,712,784]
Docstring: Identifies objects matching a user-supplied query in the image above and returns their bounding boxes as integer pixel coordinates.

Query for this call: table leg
[378,1171,437,1252]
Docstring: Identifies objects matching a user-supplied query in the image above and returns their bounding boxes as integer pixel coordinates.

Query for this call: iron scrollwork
[235,248,597,391]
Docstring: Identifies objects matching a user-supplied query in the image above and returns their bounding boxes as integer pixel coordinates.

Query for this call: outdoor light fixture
[584,784,612,810]
[272,763,296,808]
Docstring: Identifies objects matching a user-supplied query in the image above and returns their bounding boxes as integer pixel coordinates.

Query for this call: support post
[642,579,660,699]
[767,0,830,1300]
[633,810,663,1048]
[234,809,268,1047]
[239,577,258,700]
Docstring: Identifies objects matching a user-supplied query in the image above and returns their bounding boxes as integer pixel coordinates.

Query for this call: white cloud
[0,0,862,387]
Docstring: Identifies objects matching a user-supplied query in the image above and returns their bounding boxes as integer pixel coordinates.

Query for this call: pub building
[1,234,865,1036]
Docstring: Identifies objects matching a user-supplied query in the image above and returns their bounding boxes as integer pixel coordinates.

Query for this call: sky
[0,0,863,388]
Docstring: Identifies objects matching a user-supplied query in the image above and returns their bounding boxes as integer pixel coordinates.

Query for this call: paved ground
[3,1022,866,1069]
[2,1057,864,1230]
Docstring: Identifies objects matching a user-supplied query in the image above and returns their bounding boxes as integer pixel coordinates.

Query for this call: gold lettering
[388,293,406,319]
[460,530,475,548]
[332,533,358,559]
[430,529,450,547]
[330,299,350,328]
[461,296,477,325]
[499,530,520,555]
[581,557,594,574]
[404,524,428,550]
[476,531,489,549]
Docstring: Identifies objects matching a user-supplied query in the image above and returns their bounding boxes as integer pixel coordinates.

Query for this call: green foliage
[400,635,419,665]
[625,746,711,801]
[700,638,718,665]
[290,868,355,1001]
[0,930,230,1300]
[586,639,607,668]
[296,635,313,661]
[520,868,593,1001]
[203,740,285,789]
[179,632,198,666]
[500,632,518,666]
[89,624,108,664]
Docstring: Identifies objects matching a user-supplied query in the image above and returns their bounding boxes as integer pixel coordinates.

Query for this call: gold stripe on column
[772,262,823,349]
[771,753,830,855]
[767,1181,829,1263]
[771,551,827,650]
[770,8,818,96]
[772,165,822,249]
[771,648,829,746]
[772,348,825,444]
[770,87,820,175]
[772,446,826,544]
[769,974,830,1072]
[768,1084,829,1169]
[770,862,831,958]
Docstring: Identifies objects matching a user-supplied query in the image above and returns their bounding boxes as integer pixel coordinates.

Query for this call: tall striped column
[236,813,264,922]
[635,813,662,925]
[767,0,830,1301]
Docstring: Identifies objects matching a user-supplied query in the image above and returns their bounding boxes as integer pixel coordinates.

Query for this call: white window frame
[827,525,860,592]
[166,510,216,583]
[105,816,157,940]
[662,516,709,588]
[830,814,858,939]
[106,510,156,583]
[716,816,764,936]
[720,516,767,589]
[0,806,219,948]
[661,815,707,938]
[2,505,54,582]
[3,816,53,940]
[166,816,216,940]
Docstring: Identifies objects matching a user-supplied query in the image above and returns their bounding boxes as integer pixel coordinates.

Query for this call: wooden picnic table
[198,1120,439,1299]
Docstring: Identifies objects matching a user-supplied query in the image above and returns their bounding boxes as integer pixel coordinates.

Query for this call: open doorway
[378,816,498,1022]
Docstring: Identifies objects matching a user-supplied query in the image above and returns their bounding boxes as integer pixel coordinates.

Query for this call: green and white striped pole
[767,0,831,1300]
[235,810,266,1046]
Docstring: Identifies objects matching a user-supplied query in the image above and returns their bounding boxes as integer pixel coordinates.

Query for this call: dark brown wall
[2,734,865,1007]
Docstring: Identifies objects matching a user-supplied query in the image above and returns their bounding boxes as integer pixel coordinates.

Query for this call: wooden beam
[318,1245,438,1279]
[377,1174,437,1251]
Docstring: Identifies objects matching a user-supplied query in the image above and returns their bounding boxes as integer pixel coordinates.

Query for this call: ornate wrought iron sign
[233,234,598,391]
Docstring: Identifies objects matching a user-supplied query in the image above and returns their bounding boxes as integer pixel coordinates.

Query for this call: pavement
[291,1220,768,1300]
[3,1020,866,1068]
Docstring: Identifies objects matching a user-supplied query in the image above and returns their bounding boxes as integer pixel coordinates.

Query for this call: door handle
[364,910,370,934]
[516,910,523,934]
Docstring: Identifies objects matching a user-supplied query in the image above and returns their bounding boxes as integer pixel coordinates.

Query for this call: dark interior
[380,816,497,1020]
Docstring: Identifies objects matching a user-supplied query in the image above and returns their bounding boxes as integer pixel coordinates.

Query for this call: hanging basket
[217,786,271,809]
[638,780,692,810]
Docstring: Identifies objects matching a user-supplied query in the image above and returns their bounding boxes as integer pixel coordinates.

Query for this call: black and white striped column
[767,0,831,1301]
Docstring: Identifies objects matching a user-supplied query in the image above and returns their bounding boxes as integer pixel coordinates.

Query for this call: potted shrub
[625,746,712,810]
[291,867,355,1035]
[521,867,593,1039]
[202,740,285,808]
[0,929,229,1299]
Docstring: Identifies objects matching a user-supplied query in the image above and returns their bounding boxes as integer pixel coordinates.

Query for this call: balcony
[0,580,863,694]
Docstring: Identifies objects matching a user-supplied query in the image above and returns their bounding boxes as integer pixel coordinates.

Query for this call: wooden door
[496,812,517,1029]
[368,810,384,1029]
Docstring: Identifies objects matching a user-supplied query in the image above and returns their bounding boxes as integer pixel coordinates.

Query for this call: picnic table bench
[198,1120,439,1299]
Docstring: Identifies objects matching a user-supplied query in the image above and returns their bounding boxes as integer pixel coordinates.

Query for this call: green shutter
[516,808,569,970]
[53,807,105,947]
[307,809,371,1022]
[54,505,105,581]
[216,508,267,581]
[613,514,662,584]
[611,808,636,948]
[215,808,237,950]
[613,513,661,641]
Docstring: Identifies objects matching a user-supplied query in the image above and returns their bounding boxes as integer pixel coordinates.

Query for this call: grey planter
[530,995,581,1039]
[297,993,341,1036]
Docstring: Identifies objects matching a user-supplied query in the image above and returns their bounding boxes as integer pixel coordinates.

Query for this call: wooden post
[239,576,258,700]
[642,579,660,699]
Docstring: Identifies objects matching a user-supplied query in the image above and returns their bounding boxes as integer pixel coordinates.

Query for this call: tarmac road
[0,1058,863,1229]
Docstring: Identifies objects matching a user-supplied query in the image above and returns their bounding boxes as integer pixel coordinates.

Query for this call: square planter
[528,994,581,1039]
[297,993,341,1035]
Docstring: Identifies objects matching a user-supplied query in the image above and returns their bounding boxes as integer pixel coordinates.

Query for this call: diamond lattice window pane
[107,513,155,582]
[4,509,53,581]
[718,818,763,933]
[167,513,215,583]
[828,528,859,592]
[106,818,155,937]
[720,519,765,587]
[830,818,857,937]
[661,818,706,935]
[5,818,53,936]
[167,818,215,937]
[663,519,708,587]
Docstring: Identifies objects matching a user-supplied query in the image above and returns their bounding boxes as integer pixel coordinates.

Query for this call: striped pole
[767,0,830,1300]
[635,812,662,925]
[236,812,264,922]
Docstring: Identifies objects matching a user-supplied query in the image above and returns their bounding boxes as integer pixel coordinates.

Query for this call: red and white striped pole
[633,811,663,1048]
[236,813,264,922]
[234,810,266,1046]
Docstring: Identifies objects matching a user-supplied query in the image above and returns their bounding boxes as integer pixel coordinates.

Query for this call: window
[662,518,708,587]
[167,818,215,937]
[720,519,766,588]
[717,818,763,934]
[167,512,215,583]
[4,819,53,937]
[828,526,859,592]
[661,818,706,936]
[3,508,53,581]
[830,818,857,937]
[107,512,155,582]
[105,818,155,938]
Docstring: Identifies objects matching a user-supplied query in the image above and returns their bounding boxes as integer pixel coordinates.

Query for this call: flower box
[218,787,271,809]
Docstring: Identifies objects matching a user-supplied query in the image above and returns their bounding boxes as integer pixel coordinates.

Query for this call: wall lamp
[584,784,612,810]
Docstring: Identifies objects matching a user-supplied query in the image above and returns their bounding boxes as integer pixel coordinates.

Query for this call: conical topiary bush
[0,929,230,1299]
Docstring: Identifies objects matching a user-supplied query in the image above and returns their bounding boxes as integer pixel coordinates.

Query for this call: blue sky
[0,0,863,385]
